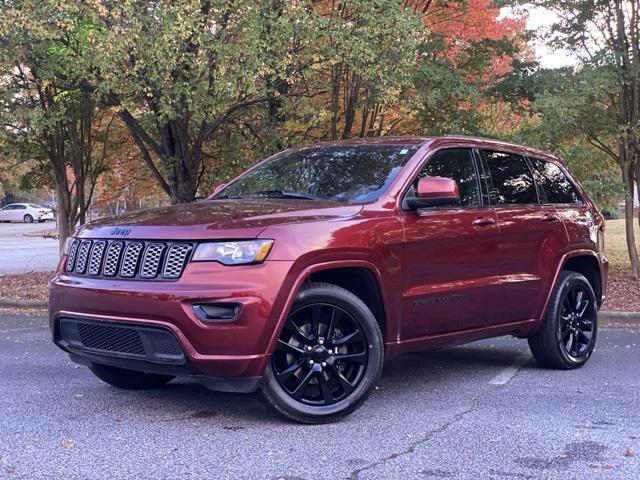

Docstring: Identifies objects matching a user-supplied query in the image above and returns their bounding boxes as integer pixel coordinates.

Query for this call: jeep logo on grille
[109,227,132,237]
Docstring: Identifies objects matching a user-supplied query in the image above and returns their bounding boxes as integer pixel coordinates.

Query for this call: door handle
[472,217,496,227]
[541,213,560,223]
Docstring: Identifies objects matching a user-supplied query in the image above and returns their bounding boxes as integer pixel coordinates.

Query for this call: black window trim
[400,146,486,211]
[525,155,584,206]
[472,148,492,206]
[479,149,541,207]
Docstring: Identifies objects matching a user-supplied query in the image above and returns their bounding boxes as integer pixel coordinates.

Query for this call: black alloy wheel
[272,303,368,406]
[261,282,383,423]
[557,283,596,359]
[528,271,598,369]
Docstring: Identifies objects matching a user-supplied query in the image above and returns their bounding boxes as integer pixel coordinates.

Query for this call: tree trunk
[622,162,640,278]
[55,180,71,255]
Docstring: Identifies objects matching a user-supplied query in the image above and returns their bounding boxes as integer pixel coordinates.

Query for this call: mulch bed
[602,272,640,312]
[1,270,639,312]
[0,271,53,303]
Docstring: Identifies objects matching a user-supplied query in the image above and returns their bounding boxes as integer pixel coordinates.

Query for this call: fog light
[193,303,241,322]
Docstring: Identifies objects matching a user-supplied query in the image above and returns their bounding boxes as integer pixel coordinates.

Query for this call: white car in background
[0,203,55,223]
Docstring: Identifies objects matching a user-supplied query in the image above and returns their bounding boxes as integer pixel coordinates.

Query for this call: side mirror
[406,177,460,210]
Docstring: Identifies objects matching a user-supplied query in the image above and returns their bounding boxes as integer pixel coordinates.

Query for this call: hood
[78,198,363,240]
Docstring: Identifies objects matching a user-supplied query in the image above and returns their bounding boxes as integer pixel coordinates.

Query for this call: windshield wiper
[254,190,320,200]
[215,194,246,199]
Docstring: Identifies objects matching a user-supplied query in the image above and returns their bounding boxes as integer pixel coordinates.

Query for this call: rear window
[483,151,538,205]
[530,159,581,204]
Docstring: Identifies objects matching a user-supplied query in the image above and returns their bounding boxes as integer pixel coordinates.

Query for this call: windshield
[216,145,417,203]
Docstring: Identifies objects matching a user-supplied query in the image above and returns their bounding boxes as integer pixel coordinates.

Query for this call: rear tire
[89,363,174,390]
[528,271,598,369]
[261,282,383,424]
[23,214,34,223]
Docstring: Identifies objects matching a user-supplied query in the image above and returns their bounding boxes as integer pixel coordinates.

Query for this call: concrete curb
[599,311,640,327]
[599,311,640,320]
[0,298,48,309]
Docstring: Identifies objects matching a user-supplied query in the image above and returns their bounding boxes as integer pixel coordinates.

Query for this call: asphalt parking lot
[0,222,59,274]
[1,314,638,480]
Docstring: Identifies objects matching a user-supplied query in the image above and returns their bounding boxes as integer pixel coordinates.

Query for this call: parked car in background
[50,136,607,423]
[0,203,55,223]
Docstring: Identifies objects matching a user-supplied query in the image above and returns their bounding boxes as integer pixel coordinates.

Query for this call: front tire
[528,271,598,369]
[23,214,34,223]
[89,363,174,390]
[261,282,383,424]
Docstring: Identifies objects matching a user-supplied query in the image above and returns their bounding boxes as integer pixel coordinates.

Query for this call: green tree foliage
[497,65,624,213]
[0,0,530,220]
[510,0,640,276]
[0,1,112,250]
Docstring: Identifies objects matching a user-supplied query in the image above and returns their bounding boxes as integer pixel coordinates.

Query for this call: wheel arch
[265,260,393,357]
[561,253,603,307]
[531,250,604,336]
[306,266,387,341]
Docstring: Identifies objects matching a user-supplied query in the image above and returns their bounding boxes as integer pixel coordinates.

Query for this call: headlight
[192,240,274,265]
[63,237,76,255]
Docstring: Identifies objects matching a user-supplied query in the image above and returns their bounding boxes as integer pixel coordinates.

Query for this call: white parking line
[489,352,531,386]
[1,326,47,333]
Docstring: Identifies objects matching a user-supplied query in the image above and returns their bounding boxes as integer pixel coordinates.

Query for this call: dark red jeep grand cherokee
[50,136,608,423]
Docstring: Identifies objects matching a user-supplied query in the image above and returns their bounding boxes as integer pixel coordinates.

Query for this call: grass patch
[605,219,640,273]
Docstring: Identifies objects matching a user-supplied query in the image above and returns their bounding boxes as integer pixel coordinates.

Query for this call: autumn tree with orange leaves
[0,0,531,248]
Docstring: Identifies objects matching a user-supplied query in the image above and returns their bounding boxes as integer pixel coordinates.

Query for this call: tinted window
[483,151,538,205]
[218,145,417,203]
[530,159,580,204]
[410,149,480,207]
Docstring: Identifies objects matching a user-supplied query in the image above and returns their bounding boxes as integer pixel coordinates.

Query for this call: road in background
[1,314,638,479]
[0,222,59,275]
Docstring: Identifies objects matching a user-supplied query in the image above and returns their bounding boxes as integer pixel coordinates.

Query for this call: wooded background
[0,0,638,275]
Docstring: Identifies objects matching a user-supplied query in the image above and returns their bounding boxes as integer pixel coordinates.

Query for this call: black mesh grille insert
[77,322,145,356]
[64,239,194,281]
[57,318,185,364]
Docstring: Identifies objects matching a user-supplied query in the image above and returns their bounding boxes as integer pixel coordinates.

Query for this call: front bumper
[49,260,296,380]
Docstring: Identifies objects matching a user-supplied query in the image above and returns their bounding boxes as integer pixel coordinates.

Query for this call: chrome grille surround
[163,243,193,279]
[119,242,144,278]
[64,239,193,281]
[88,241,106,275]
[102,241,123,277]
[140,243,166,279]
[65,239,80,272]
[75,240,92,274]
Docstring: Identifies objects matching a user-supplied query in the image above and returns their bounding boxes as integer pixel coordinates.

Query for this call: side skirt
[384,318,540,358]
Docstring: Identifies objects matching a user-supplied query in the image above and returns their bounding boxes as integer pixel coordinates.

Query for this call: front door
[401,148,502,338]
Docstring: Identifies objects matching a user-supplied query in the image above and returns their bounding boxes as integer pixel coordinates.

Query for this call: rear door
[480,150,568,324]
[528,157,592,247]
[401,148,502,338]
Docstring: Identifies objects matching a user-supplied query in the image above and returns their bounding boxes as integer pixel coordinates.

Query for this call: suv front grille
[57,318,185,363]
[64,239,194,280]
